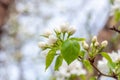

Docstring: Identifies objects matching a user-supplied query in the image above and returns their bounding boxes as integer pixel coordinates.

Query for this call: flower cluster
[82,36,108,58]
[38,23,76,50]
[54,60,86,80]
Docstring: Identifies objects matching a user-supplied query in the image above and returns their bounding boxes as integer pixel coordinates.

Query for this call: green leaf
[45,49,56,70]
[114,9,120,22]
[90,77,97,80]
[110,0,114,4]
[79,74,86,80]
[79,50,86,58]
[54,55,63,71]
[101,52,112,63]
[83,60,93,73]
[61,40,80,65]
[101,52,115,69]
[69,38,85,41]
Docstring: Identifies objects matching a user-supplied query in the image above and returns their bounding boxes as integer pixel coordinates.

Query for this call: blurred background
[0,0,120,80]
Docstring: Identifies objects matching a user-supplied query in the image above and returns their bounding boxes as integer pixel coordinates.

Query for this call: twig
[109,26,120,33]
[0,0,9,9]
[89,58,118,79]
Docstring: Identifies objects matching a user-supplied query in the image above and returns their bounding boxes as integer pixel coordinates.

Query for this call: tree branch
[88,58,118,80]
[109,26,120,33]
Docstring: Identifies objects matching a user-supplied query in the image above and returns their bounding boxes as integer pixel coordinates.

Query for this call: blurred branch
[109,26,120,33]
[0,0,9,9]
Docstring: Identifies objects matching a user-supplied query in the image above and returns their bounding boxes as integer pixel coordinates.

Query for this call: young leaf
[114,9,120,22]
[70,37,85,41]
[45,49,56,70]
[79,74,86,80]
[79,50,86,58]
[101,52,115,69]
[90,77,97,80]
[83,60,93,73]
[54,55,63,71]
[61,40,80,65]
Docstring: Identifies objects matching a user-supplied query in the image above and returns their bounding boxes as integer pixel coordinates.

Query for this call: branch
[109,26,120,33]
[89,58,118,79]
[0,1,9,9]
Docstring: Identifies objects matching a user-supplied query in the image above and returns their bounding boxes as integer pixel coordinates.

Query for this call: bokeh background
[0,0,120,80]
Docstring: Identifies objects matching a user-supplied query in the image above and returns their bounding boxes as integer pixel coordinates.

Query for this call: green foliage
[45,49,56,70]
[69,37,85,41]
[79,50,86,58]
[114,9,120,22]
[110,0,114,4]
[61,40,80,64]
[83,60,93,73]
[79,74,86,80]
[90,77,97,80]
[101,52,115,70]
[54,55,63,70]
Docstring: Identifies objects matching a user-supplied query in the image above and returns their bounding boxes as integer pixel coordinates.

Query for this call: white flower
[48,35,57,45]
[54,60,86,80]
[92,36,97,43]
[109,50,120,62]
[90,43,93,48]
[54,27,61,33]
[67,26,76,35]
[43,29,52,37]
[82,41,89,50]
[101,40,108,47]
[97,50,120,74]
[97,58,109,74]
[110,0,120,15]
[38,42,47,49]
[94,41,99,47]
[60,23,69,33]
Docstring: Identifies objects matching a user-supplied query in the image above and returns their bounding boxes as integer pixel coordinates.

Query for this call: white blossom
[54,27,61,33]
[48,35,57,45]
[97,50,120,74]
[94,41,99,47]
[90,43,93,48]
[97,58,109,74]
[43,29,52,37]
[60,23,69,33]
[111,0,120,15]
[109,50,120,62]
[82,41,89,50]
[92,36,97,43]
[54,60,86,80]
[101,40,108,47]
[67,26,76,35]
[38,42,47,49]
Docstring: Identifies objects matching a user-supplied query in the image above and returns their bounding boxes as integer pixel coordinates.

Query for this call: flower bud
[101,40,108,47]
[54,27,61,33]
[90,43,93,48]
[38,42,47,49]
[67,26,76,35]
[82,41,89,50]
[92,36,97,43]
[94,41,99,47]
[43,29,52,37]
[48,35,57,45]
[60,23,69,33]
